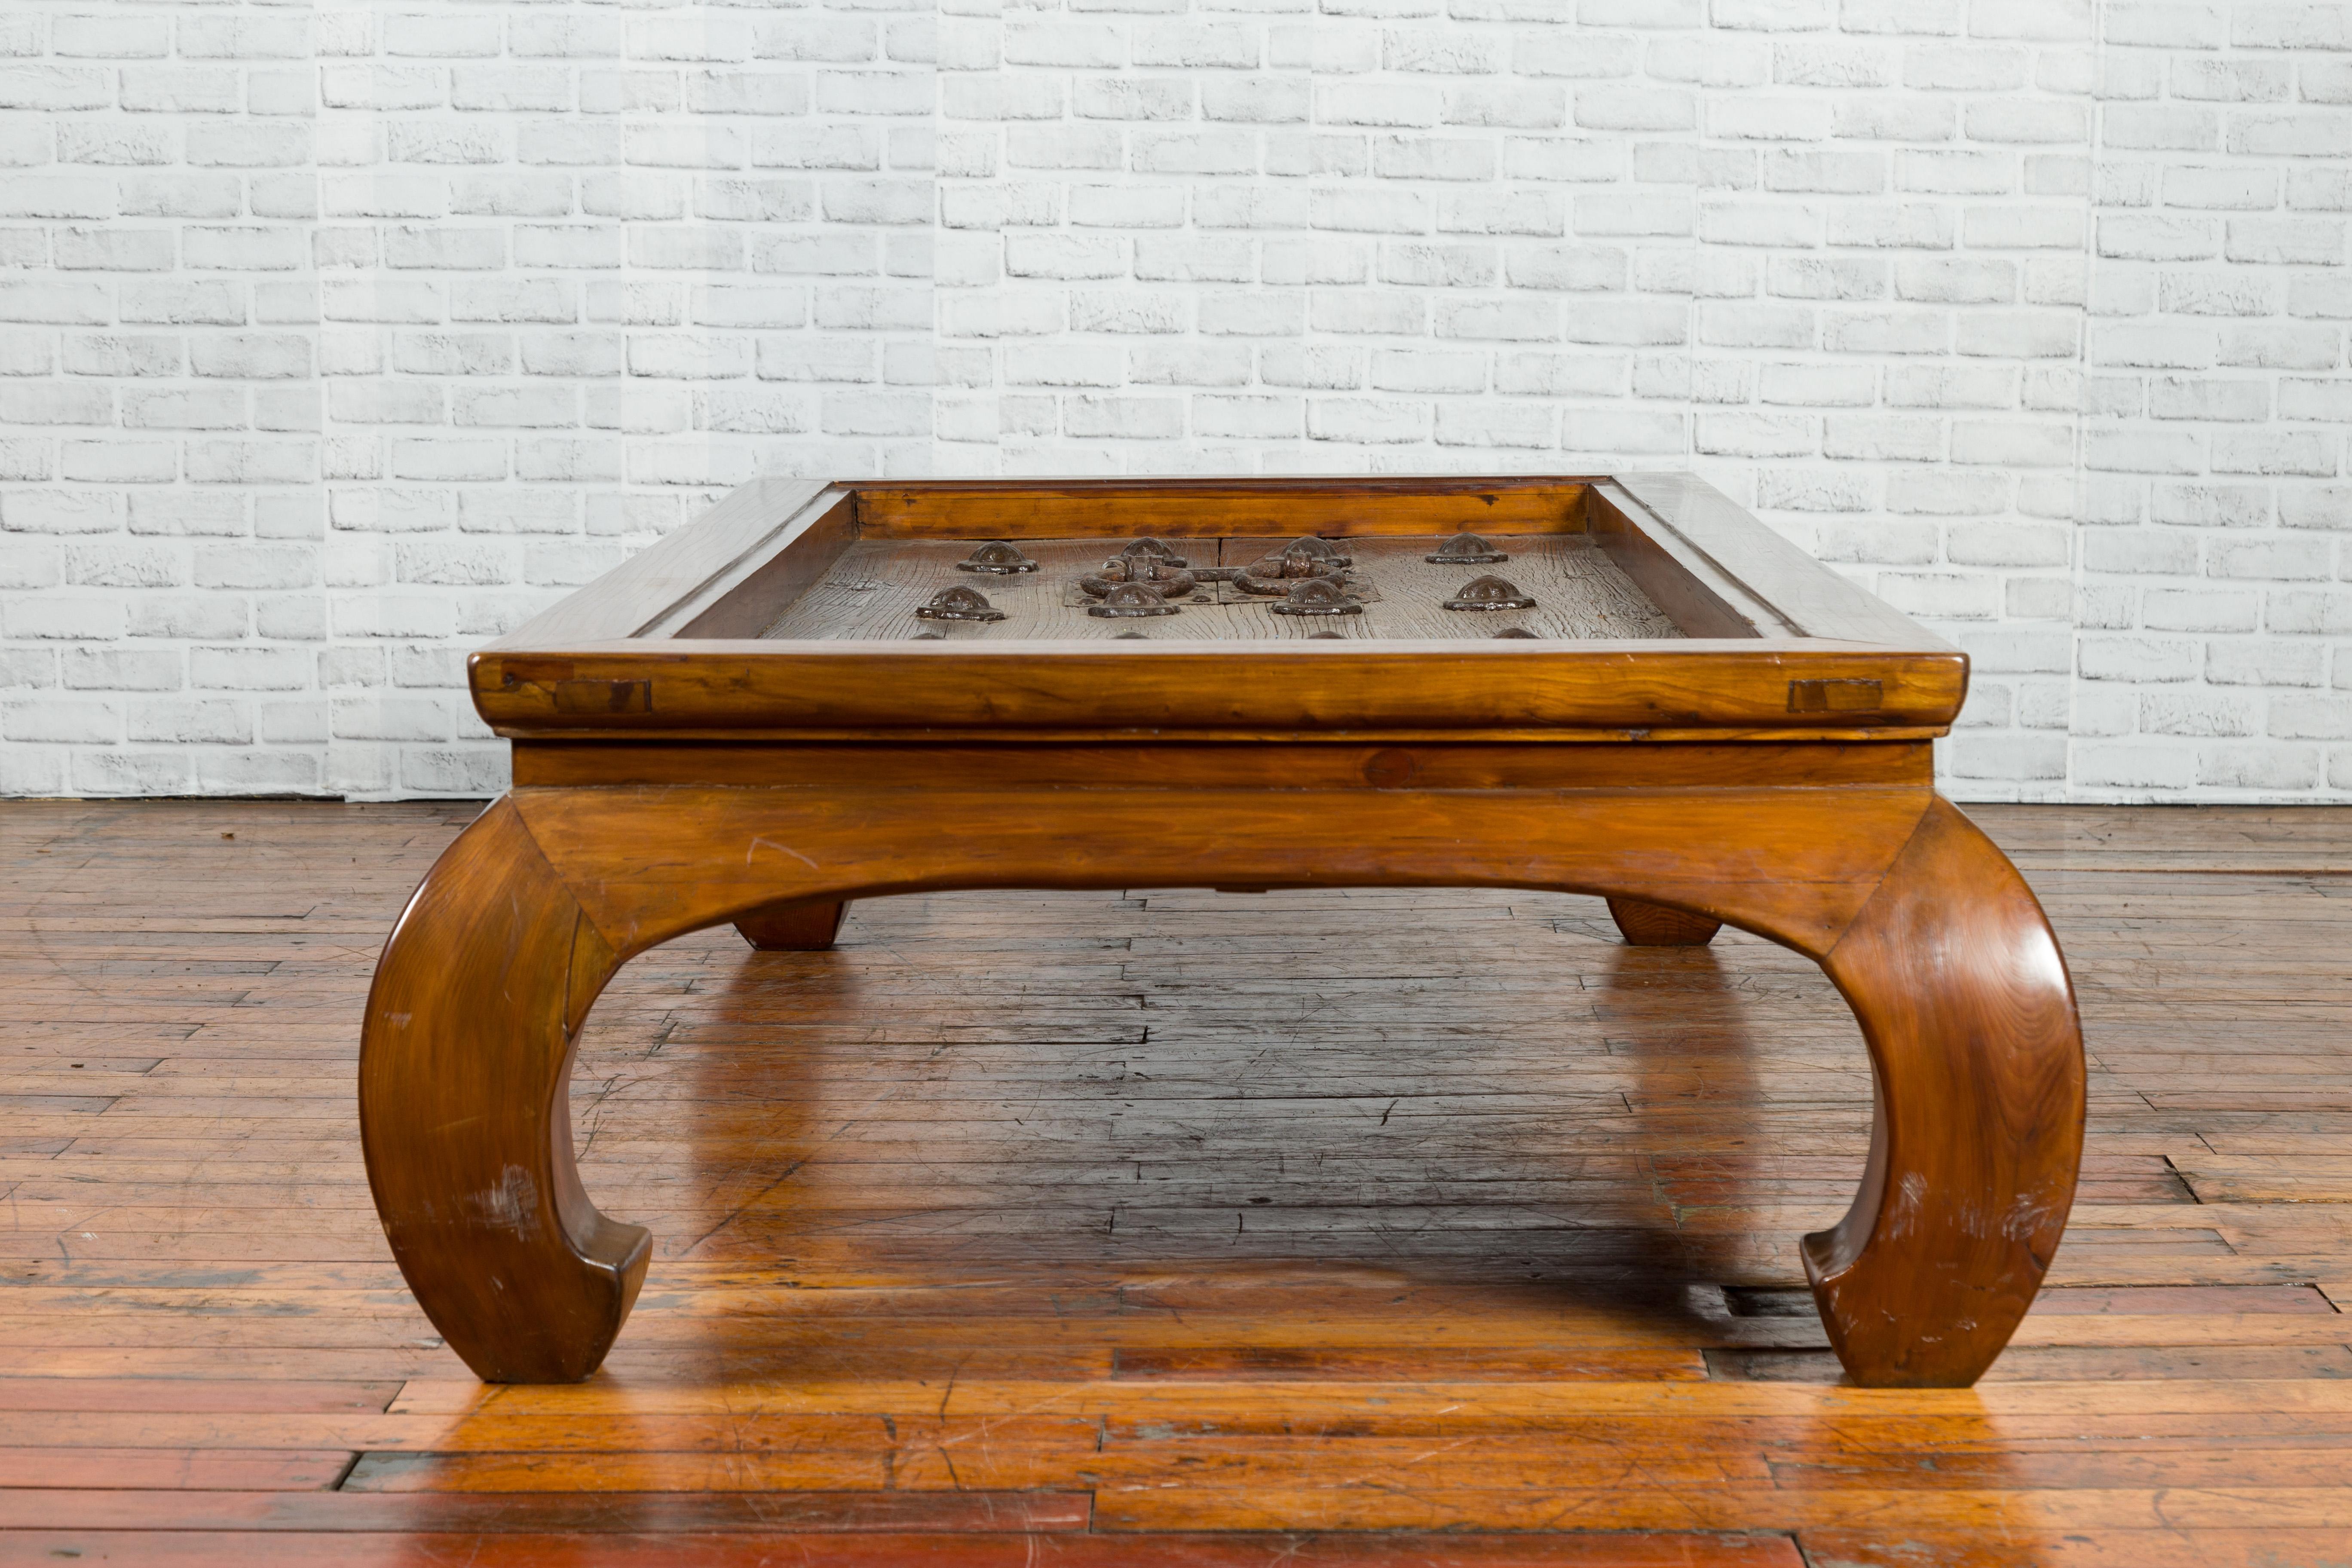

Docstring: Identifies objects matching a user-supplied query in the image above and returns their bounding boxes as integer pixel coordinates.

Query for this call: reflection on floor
[3,800,2351,1565]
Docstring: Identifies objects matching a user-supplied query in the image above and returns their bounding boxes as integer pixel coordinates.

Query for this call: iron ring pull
[1230,536,1357,597]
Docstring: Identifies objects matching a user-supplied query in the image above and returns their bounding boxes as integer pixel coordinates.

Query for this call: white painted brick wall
[935,0,1702,480]
[2077,0,2352,799]
[1684,0,2095,802]
[2,0,2348,802]
[2,0,932,797]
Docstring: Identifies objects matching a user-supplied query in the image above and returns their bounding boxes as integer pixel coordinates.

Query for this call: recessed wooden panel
[756,536,1683,643]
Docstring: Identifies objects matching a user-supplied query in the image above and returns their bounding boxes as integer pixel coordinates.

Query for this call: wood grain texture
[1607,898,1724,947]
[0,1529,1805,1567]
[1807,802,2086,1386]
[733,900,847,952]
[467,644,1968,740]
[851,478,1594,541]
[503,778,1937,960]
[6,800,2349,1567]
[508,740,1939,792]
[357,799,648,1382]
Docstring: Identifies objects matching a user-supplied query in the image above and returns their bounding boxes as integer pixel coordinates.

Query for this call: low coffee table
[360,474,2084,1388]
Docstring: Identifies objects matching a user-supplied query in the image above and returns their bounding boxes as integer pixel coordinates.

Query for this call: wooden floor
[3,801,2351,1566]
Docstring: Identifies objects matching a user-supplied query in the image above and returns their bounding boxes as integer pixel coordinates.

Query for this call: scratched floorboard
[3,799,2350,1566]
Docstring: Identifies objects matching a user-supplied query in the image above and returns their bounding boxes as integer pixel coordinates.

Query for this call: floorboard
[3,799,2349,1565]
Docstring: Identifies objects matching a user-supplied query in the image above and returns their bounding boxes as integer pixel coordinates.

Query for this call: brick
[0,65,112,111]
[1064,395,1182,439]
[119,173,242,220]
[1200,291,1307,337]
[0,176,114,222]
[2212,430,2341,477]
[1315,80,1440,129]
[1554,407,1680,455]
[1773,256,1890,300]
[1575,194,1694,238]
[2153,484,2272,528]
[2307,59,2352,103]
[1766,148,1886,195]
[1185,395,1291,440]
[625,124,747,172]
[2290,274,2352,317]
[2211,641,2326,689]
[2164,165,2276,215]
[6,698,124,745]
[1823,413,1944,462]
[61,441,175,484]
[1442,83,1566,129]
[2226,217,2346,265]
[2235,5,2352,49]
[1133,21,1261,69]
[191,335,312,380]
[54,122,170,166]
[0,385,113,426]
[2138,688,2258,739]
[1128,342,1253,388]
[2280,487,2352,530]
[1302,398,1425,444]
[2272,695,2352,737]
[2230,112,2352,158]
[2199,742,2321,790]
[753,16,874,62]
[1435,400,1557,447]
[1005,233,1127,281]
[52,13,168,58]
[187,122,312,169]
[2085,426,2206,475]
[1069,291,1186,334]
[2148,377,2269,422]
[2090,322,2213,369]
[1374,136,1498,181]
[55,228,175,272]
[444,69,574,115]
[1966,99,2090,144]
[1760,362,1877,407]
[2219,324,2341,369]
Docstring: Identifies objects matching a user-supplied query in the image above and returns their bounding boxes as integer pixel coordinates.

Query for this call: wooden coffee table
[360,474,2084,1389]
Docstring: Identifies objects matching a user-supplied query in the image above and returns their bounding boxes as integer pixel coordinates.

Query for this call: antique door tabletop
[360,474,2084,1390]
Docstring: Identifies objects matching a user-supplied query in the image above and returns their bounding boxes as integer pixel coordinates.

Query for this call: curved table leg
[1807,800,2085,1387]
[358,799,649,1383]
[1606,896,1722,947]
[735,898,848,952]
[372,783,2079,1385]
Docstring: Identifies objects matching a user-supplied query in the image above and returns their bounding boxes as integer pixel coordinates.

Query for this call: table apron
[508,782,1939,963]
